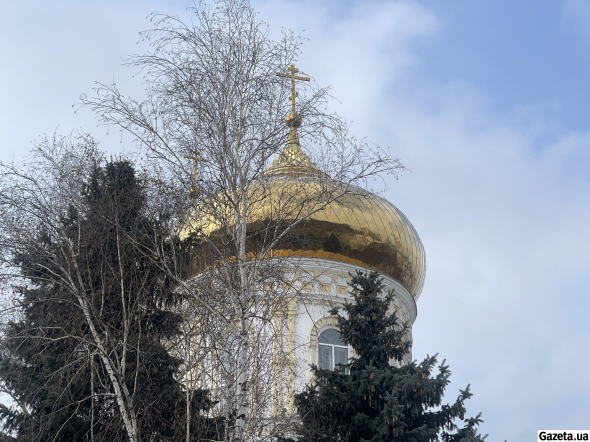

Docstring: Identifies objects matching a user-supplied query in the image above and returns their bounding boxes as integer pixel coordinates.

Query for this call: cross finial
[276,64,310,114]
[183,149,208,199]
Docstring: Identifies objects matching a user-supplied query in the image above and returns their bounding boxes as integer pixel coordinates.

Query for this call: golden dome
[243,138,426,299]
[191,113,426,299]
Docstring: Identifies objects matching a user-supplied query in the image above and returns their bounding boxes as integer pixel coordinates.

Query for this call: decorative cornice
[272,256,418,325]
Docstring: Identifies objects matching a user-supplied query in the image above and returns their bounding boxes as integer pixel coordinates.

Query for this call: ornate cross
[183,149,208,197]
[276,64,310,113]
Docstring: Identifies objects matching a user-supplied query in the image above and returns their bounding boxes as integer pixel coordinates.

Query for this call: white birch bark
[77,1,406,440]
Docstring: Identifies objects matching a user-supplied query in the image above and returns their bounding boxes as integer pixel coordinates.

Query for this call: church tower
[182,64,426,420]
[246,64,427,415]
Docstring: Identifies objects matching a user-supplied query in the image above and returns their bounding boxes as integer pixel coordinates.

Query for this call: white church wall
[282,257,418,394]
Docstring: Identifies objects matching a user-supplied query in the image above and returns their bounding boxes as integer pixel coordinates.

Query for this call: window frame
[317,327,349,372]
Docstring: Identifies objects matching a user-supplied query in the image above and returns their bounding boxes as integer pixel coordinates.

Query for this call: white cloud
[2,0,589,438]
[0,0,186,163]
[255,0,440,123]
[257,0,590,438]
[388,84,590,439]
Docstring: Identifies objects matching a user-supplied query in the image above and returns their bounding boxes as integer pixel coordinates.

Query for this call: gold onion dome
[249,112,426,300]
[191,64,425,299]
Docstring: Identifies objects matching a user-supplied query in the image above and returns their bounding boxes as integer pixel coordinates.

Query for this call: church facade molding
[277,256,418,325]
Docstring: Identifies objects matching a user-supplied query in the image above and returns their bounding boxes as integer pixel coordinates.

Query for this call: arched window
[318,328,348,371]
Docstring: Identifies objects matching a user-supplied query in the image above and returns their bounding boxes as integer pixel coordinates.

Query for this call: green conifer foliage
[0,160,221,441]
[290,271,486,442]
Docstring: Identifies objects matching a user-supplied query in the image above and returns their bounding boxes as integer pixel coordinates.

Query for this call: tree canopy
[289,271,486,442]
[0,155,222,441]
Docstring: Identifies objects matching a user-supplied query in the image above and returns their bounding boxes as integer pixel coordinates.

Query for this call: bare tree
[0,1,405,440]
[0,133,199,442]
[81,1,406,440]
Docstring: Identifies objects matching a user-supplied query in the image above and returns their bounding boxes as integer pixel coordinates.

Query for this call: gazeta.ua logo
[539,431,590,441]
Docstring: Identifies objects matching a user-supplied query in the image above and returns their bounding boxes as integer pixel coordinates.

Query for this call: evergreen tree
[0,160,222,441]
[290,271,486,442]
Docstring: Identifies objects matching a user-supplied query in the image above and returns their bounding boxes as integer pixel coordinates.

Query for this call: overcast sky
[2,0,590,439]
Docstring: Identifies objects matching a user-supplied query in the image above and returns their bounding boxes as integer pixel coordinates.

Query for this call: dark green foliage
[290,271,486,442]
[0,160,222,441]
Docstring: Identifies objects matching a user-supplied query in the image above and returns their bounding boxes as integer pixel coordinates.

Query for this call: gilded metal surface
[196,64,426,298]
[270,64,316,175]
[197,160,426,298]
[264,127,325,176]
[276,64,310,115]
[245,173,427,299]
[259,115,426,298]
[183,149,208,197]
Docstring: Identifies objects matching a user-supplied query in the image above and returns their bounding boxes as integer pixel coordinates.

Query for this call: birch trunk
[78,2,406,440]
